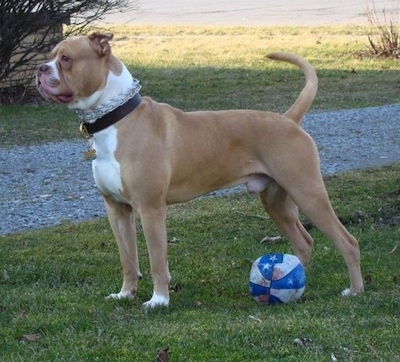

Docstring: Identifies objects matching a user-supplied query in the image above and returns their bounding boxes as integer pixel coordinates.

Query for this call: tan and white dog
[37,32,364,308]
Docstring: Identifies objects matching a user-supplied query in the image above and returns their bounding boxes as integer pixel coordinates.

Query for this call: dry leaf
[249,315,262,323]
[170,283,182,293]
[364,274,373,284]
[294,337,312,347]
[260,235,283,244]
[156,347,169,362]
[2,270,9,282]
[341,347,352,353]
[20,334,40,342]
[389,244,398,254]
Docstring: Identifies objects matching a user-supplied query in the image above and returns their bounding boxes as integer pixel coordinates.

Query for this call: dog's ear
[88,32,114,57]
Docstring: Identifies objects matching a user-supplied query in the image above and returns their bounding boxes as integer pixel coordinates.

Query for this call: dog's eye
[61,55,70,62]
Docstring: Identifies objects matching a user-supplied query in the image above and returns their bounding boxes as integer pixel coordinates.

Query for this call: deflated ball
[249,253,306,305]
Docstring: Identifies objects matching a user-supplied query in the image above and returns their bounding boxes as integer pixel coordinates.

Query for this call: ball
[249,253,306,305]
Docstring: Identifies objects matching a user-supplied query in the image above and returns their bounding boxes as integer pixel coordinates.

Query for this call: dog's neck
[75,77,141,124]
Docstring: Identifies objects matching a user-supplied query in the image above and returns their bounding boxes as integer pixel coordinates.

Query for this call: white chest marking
[91,127,127,203]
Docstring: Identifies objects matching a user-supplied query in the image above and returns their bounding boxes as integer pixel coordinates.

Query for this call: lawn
[0,25,399,361]
[0,164,399,361]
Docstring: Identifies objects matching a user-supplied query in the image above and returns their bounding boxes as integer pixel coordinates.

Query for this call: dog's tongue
[56,94,73,103]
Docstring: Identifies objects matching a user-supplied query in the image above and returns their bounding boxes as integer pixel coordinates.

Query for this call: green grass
[1,25,400,147]
[0,104,76,147]
[1,164,399,361]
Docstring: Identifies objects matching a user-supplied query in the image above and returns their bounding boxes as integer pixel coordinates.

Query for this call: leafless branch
[0,0,139,102]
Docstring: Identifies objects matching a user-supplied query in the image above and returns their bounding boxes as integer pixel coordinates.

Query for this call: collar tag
[79,122,92,140]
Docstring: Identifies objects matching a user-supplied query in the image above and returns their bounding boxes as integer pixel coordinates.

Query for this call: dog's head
[37,32,122,110]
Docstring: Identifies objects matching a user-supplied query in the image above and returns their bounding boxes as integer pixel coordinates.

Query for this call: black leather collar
[79,93,142,139]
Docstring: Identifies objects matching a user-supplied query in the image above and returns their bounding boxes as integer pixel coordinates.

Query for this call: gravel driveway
[1,103,399,235]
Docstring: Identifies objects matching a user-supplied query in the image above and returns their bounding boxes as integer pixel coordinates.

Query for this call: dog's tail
[266,52,318,125]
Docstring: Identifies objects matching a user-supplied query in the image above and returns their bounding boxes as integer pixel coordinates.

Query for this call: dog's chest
[91,127,127,203]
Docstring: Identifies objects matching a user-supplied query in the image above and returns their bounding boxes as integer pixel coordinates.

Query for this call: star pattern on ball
[261,262,272,272]
[268,254,278,263]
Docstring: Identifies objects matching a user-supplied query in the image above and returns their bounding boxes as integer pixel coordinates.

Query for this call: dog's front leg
[139,205,171,309]
[103,196,142,300]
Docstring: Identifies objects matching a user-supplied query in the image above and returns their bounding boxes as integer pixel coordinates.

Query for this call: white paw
[142,293,169,309]
[341,288,358,297]
[105,290,135,300]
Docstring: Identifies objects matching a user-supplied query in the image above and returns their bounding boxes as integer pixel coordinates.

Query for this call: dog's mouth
[55,94,74,103]
[37,78,74,104]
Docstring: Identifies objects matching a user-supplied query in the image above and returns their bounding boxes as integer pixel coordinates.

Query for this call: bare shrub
[365,0,400,58]
[0,0,139,103]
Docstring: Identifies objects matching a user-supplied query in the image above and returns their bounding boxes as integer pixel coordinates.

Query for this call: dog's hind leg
[103,196,142,301]
[289,185,364,296]
[260,179,364,296]
[259,183,314,267]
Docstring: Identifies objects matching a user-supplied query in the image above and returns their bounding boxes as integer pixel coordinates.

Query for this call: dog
[37,32,364,308]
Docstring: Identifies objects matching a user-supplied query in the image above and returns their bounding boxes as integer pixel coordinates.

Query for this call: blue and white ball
[249,253,306,305]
